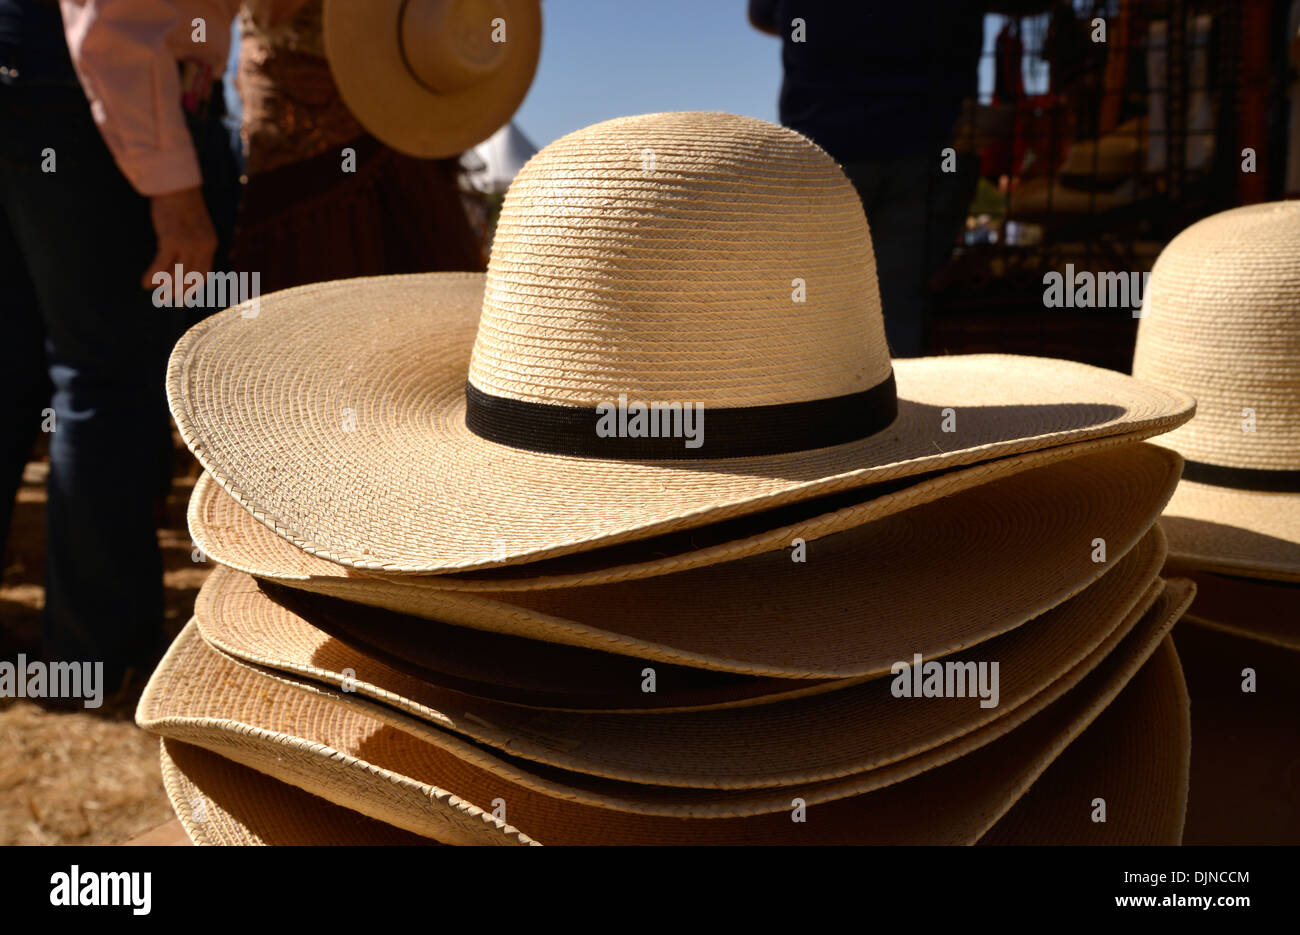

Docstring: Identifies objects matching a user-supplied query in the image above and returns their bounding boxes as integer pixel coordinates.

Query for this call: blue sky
[512,2,1022,148]
[225,2,1029,150]
[514,1,782,147]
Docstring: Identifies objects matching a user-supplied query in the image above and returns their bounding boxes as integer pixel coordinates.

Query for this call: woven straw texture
[322,0,540,159]
[1158,484,1300,582]
[1134,202,1300,472]
[189,431,1168,594]
[469,112,886,406]
[191,443,1179,677]
[167,119,1193,575]
[160,739,442,846]
[142,580,1192,838]
[980,636,1189,845]
[1131,203,1300,579]
[199,567,858,714]
[158,531,1165,797]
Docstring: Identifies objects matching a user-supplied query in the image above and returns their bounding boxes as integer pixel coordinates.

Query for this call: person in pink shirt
[60,0,241,284]
[0,0,239,692]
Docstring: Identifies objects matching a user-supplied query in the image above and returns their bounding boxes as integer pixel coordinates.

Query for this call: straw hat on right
[1133,201,1300,583]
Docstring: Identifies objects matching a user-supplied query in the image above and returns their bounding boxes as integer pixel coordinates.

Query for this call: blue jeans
[0,78,237,685]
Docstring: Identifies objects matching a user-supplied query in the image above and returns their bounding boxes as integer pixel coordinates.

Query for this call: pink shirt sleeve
[59,0,235,196]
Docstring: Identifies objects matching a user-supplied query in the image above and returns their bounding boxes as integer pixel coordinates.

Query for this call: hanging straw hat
[1132,201,1300,583]
[187,443,1180,676]
[142,555,1178,814]
[979,636,1189,846]
[1057,117,1148,184]
[141,580,1193,842]
[166,113,1194,575]
[322,0,541,158]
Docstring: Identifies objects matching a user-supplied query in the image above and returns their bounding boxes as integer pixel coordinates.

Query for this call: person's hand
[142,185,217,289]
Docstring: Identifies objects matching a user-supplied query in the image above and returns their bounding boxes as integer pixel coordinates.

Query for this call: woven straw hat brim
[979,635,1189,845]
[1174,624,1300,845]
[1158,482,1300,582]
[322,1,540,159]
[166,274,1194,575]
[158,532,1166,794]
[1160,565,1300,650]
[139,580,1192,837]
[191,443,1181,678]
[191,433,1170,595]
[199,566,857,714]
[160,739,446,846]
[154,618,1180,847]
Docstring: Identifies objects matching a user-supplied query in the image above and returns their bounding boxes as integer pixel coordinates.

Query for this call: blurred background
[1,0,1296,844]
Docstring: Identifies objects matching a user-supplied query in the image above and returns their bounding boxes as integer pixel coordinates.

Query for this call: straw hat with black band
[167,112,1193,575]
[1132,201,1300,582]
[323,0,541,158]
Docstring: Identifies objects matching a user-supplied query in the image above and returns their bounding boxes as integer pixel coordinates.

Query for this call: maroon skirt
[230,133,486,295]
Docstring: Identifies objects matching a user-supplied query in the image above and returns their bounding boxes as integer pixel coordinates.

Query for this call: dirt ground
[0,456,209,845]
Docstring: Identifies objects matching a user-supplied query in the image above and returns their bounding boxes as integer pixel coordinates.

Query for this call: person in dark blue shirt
[749,0,986,356]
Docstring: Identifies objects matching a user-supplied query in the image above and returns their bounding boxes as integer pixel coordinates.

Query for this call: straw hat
[160,740,448,846]
[200,567,861,714]
[188,442,1180,676]
[1133,201,1300,582]
[141,580,1193,841]
[1162,562,1300,651]
[167,113,1194,575]
[322,0,541,158]
[147,543,1171,808]
[189,432,1169,594]
[1058,117,1147,184]
[979,636,1189,845]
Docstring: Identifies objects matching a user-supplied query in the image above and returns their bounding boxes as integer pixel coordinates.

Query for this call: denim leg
[0,82,171,681]
[0,207,51,561]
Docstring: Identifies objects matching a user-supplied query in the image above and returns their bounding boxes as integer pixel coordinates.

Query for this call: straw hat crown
[1133,201,1300,471]
[467,112,891,408]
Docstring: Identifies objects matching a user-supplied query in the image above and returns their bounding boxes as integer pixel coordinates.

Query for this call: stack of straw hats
[140,112,1202,845]
[1131,202,1300,844]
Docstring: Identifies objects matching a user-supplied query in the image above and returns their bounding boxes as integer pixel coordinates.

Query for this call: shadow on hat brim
[1173,624,1300,845]
[1161,563,1300,651]
[1160,482,1300,583]
[190,530,1168,788]
[160,739,455,846]
[166,274,1194,575]
[141,572,1190,820]
[979,636,1189,845]
[191,443,1180,678]
[191,433,1175,596]
[149,583,1192,844]
[322,1,541,159]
